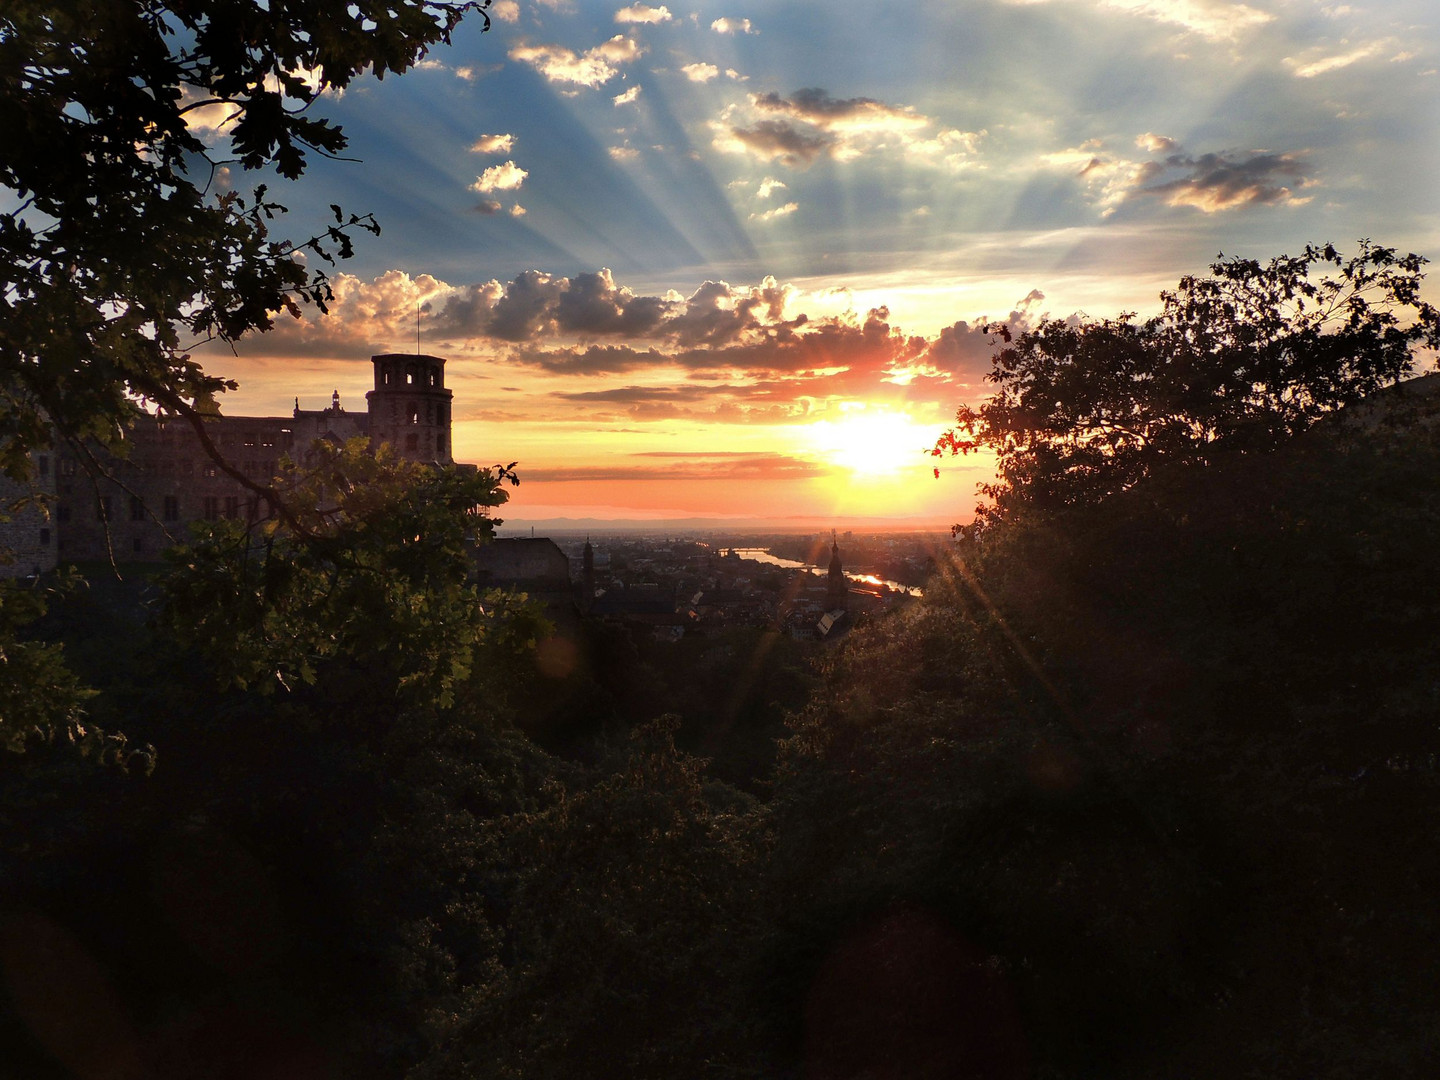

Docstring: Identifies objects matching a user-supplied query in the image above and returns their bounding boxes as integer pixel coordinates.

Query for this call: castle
[4,354,459,574]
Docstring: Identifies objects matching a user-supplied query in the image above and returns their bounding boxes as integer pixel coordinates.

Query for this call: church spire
[826,530,847,611]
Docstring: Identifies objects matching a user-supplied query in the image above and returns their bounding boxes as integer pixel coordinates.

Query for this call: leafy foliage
[0,0,486,484]
[936,242,1440,522]
[411,717,767,1080]
[794,393,1440,1077]
[159,440,532,719]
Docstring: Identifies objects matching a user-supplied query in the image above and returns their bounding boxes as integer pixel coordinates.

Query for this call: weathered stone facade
[11,353,456,570]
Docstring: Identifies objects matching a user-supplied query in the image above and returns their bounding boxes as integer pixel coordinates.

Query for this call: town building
[7,353,458,573]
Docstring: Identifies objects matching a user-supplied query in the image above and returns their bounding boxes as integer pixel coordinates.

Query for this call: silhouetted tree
[935,242,1440,522]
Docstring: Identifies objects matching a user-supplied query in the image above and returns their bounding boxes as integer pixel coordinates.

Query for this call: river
[724,548,924,597]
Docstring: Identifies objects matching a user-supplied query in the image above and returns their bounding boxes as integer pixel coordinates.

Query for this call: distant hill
[495,515,956,536]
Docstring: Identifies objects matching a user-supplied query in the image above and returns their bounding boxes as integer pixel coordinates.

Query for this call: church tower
[366,353,454,464]
[580,538,596,614]
[826,531,848,611]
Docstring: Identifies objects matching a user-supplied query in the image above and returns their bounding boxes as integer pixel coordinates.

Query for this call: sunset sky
[198,0,1440,528]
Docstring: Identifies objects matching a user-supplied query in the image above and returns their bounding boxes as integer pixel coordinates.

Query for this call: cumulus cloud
[470,160,529,192]
[711,17,755,34]
[609,145,640,161]
[715,117,834,167]
[469,133,515,154]
[473,199,504,215]
[224,267,1019,421]
[207,270,452,359]
[592,35,646,63]
[509,204,528,217]
[1136,132,1177,153]
[616,3,671,23]
[682,62,720,82]
[489,0,520,22]
[509,35,645,88]
[613,84,642,105]
[178,86,240,136]
[756,176,787,198]
[1144,151,1313,211]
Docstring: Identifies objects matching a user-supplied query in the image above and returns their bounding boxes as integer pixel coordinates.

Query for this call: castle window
[130,496,145,521]
[405,433,419,451]
[408,405,419,425]
[203,464,217,478]
[60,458,76,477]
[406,369,415,386]
[203,496,219,520]
[163,496,179,521]
[430,368,439,387]
[97,496,111,521]
[436,434,445,453]
[224,496,240,519]
[243,434,257,448]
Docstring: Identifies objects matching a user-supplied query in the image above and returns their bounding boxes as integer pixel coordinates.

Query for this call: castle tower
[365,353,454,464]
[826,531,848,611]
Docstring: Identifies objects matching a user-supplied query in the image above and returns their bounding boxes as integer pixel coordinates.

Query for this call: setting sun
[805,408,938,478]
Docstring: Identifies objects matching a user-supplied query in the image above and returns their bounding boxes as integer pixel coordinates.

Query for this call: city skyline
[193,0,1440,526]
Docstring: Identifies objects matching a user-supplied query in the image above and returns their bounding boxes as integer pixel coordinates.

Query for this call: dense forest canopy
[934,242,1440,524]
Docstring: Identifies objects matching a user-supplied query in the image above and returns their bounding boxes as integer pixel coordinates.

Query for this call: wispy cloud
[1048,137,1314,215]
[751,201,799,222]
[714,87,982,169]
[1007,0,1272,42]
[1285,39,1393,78]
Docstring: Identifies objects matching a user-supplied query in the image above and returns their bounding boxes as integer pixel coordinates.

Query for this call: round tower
[366,353,454,464]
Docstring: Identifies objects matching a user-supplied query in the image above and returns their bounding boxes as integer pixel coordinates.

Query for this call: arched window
[405,433,419,451]
[408,404,419,425]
